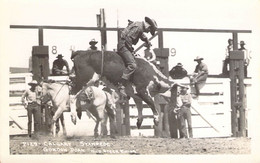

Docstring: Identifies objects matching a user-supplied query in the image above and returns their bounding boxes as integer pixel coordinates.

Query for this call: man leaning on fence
[21,80,42,138]
[175,85,193,138]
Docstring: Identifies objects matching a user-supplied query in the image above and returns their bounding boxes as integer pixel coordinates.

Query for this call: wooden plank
[9,77,26,84]
[129,107,153,116]
[10,25,252,33]
[130,115,154,119]
[10,90,25,97]
[130,125,154,130]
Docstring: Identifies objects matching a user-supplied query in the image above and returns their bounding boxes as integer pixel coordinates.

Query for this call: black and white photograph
[0,0,260,162]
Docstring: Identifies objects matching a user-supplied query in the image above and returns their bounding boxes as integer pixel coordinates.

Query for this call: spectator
[190,56,208,98]
[88,39,98,50]
[52,54,70,75]
[238,41,251,78]
[21,80,42,138]
[169,63,188,79]
[175,85,193,138]
[222,39,233,76]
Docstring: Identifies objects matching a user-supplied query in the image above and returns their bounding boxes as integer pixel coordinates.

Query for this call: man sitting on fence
[190,56,208,98]
[169,63,188,79]
[52,54,70,76]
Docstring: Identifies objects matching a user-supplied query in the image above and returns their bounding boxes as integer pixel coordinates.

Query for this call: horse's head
[71,50,97,92]
[40,82,52,104]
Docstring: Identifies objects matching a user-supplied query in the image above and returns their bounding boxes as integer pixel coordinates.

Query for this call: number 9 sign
[170,48,176,57]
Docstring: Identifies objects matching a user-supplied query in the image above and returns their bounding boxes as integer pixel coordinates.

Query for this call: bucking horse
[71,50,179,129]
[41,80,117,138]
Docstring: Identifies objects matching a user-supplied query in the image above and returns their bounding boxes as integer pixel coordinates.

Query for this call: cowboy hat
[56,54,64,58]
[28,80,38,86]
[194,56,204,61]
[145,17,157,36]
[176,63,183,67]
[240,41,245,45]
[89,39,98,45]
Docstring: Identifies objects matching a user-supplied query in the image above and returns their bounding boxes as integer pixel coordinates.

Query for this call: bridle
[41,82,66,104]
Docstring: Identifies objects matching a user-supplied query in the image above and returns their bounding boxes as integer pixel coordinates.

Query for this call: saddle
[78,86,94,103]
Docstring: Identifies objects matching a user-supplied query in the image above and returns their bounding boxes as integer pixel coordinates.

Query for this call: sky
[3,0,259,75]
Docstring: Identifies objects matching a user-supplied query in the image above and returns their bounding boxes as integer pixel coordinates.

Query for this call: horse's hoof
[110,135,116,139]
[94,133,99,138]
[136,119,142,129]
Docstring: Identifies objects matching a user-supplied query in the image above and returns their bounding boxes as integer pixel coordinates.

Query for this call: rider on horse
[117,17,157,96]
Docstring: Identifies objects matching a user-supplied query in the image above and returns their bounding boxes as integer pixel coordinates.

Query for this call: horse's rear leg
[137,89,159,126]
[52,106,65,137]
[94,120,100,138]
[60,114,67,136]
[105,106,117,138]
[133,98,144,129]
[101,113,108,136]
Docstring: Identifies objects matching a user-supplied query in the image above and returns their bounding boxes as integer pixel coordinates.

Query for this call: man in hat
[21,80,42,137]
[88,39,98,50]
[52,54,70,75]
[222,38,233,76]
[169,63,188,79]
[239,41,251,78]
[175,85,193,138]
[191,56,208,97]
[117,17,157,96]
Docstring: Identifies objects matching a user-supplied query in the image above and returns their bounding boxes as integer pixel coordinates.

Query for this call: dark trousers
[244,65,248,78]
[222,58,230,75]
[27,103,41,135]
[178,107,193,138]
[118,40,137,80]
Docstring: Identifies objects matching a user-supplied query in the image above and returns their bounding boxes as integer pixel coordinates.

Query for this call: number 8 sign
[52,46,57,54]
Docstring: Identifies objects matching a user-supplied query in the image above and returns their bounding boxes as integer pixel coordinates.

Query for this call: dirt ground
[9,135,250,155]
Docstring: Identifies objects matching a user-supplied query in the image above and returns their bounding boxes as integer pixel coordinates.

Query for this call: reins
[52,83,66,102]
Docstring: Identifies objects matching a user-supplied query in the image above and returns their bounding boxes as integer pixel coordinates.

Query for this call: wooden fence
[129,77,233,138]
[9,73,32,136]
[9,73,252,138]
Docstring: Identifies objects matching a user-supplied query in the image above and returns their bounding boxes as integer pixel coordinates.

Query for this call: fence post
[229,50,246,137]
[168,85,179,138]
